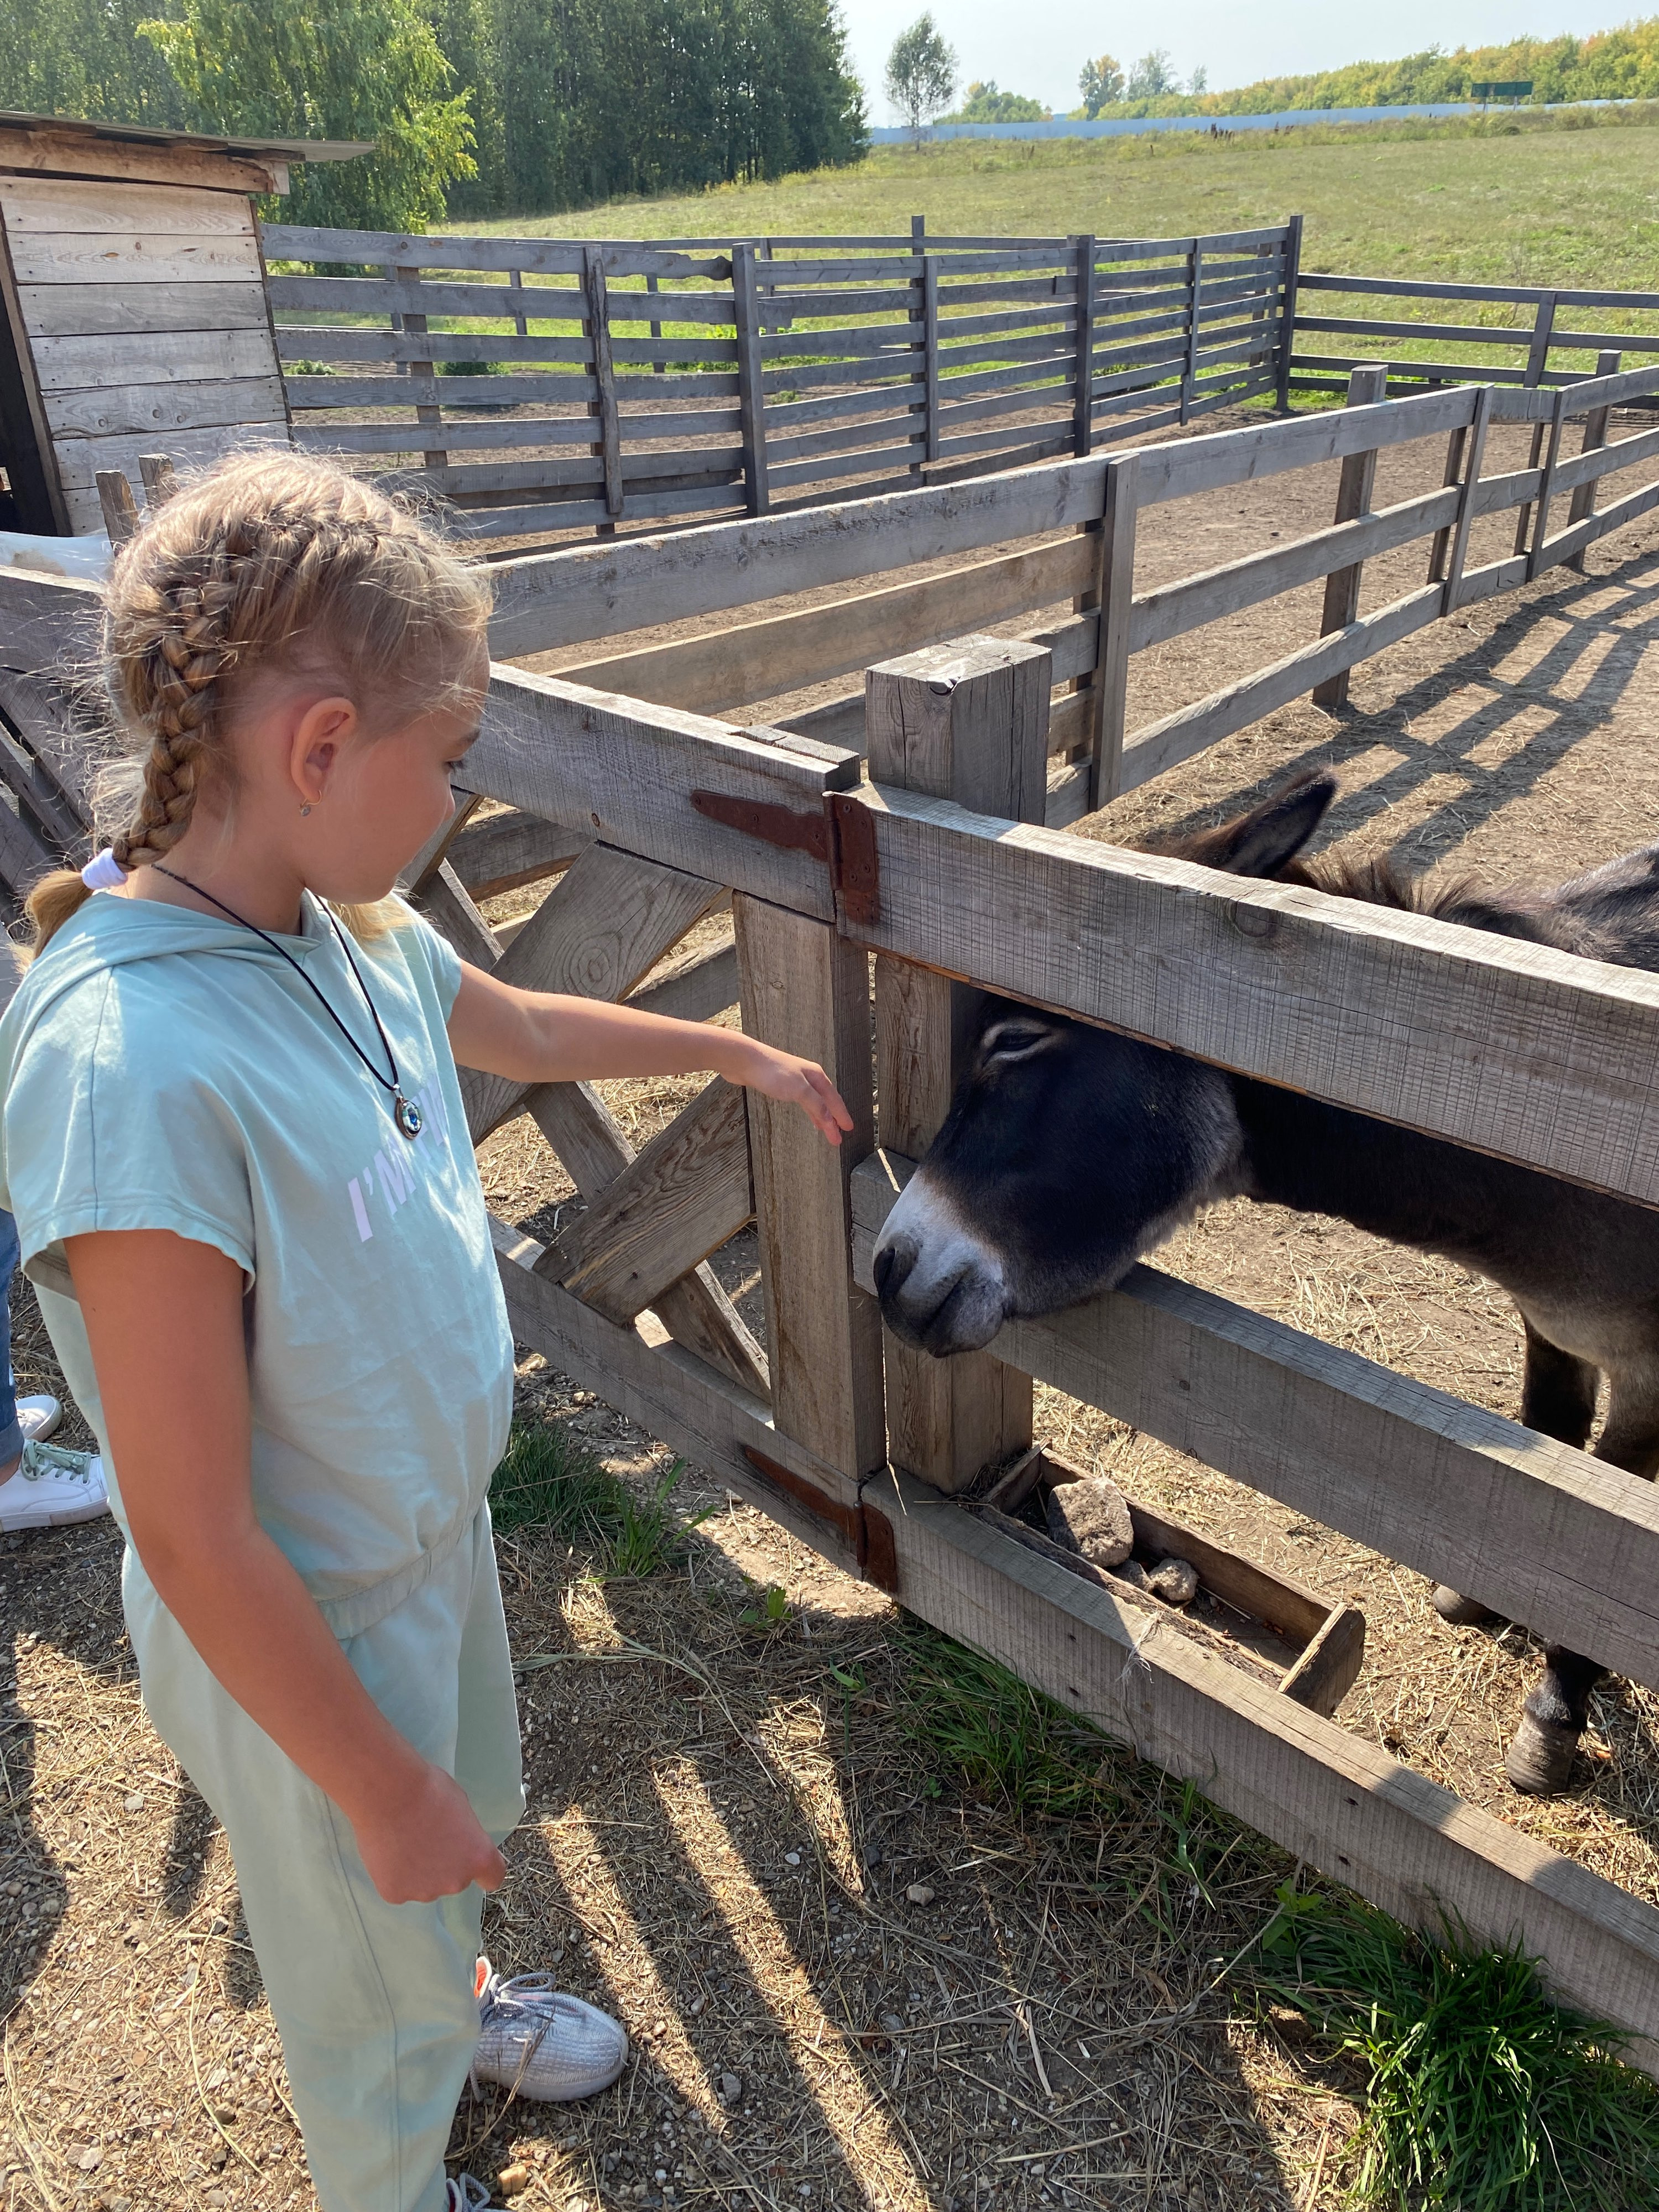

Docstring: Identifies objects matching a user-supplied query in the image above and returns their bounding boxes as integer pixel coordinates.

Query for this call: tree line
[0,0,867,229]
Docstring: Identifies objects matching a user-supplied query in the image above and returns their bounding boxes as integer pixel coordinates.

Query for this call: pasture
[455,111,1659,297]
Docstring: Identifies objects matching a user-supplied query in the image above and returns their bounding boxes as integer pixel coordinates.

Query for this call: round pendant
[393,1092,424,1141]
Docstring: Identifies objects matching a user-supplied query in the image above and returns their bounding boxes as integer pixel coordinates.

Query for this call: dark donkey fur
[873,770,1659,1796]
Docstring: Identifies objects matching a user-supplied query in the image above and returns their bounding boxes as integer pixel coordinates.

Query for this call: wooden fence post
[733,901,884,1481]
[1275,214,1303,415]
[1312,363,1389,711]
[1525,385,1571,581]
[1181,239,1203,425]
[1073,234,1097,457]
[922,257,941,465]
[645,270,664,374]
[1567,349,1621,573]
[1439,384,1494,613]
[867,635,1052,1494]
[582,247,623,531]
[1524,291,1558,389]
[733,242,769,517]
[1083,453,1140,808]
[394,262,448,477]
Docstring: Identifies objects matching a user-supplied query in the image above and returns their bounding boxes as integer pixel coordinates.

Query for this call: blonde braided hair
[28,453,491,950]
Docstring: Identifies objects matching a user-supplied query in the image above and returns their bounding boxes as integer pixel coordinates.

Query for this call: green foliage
[885,11,956,139]
[0,0,187,129]
[1085,20,1659,120]
[488,1423,703,1577]
[948,81,1049,124]
[1077,54,1124,118]
[1255,1886,1659,2209]
[738,1582,794,1630]
[135,0,474,229]
[1126,49,1182,101]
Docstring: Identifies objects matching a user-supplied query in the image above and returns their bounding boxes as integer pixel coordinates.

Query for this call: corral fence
[259,217,1297,541]
[8,353,1659,2063]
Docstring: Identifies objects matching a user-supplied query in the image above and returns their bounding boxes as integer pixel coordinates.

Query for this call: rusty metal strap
[689,789,880,925]
[742,1444,898,1593]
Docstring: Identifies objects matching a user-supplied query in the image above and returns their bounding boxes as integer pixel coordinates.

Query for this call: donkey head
[873,771,1339,1355]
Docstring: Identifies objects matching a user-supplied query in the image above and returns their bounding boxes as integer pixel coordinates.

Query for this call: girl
[0,455,852,2212]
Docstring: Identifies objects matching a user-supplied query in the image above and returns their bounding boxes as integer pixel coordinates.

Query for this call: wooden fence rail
[10,521,1659,2061]
[259,219,1295,542]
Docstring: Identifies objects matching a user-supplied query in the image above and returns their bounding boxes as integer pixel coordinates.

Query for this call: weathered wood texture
[838,785,1659,1206]
[850,1152,1659,1691]
[734,895,884,1482]
[1,171,290,531]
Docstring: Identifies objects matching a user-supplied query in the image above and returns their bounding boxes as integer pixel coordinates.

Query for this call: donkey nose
[873,1232,919,1303]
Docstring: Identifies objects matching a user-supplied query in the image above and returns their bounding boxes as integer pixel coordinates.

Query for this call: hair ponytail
[28,453,491,953]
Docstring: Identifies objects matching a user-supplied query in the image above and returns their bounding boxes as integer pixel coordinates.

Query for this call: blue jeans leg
[0,1210,23,1466]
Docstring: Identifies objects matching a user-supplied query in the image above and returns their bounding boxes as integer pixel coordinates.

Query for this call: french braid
[27,456,490,951]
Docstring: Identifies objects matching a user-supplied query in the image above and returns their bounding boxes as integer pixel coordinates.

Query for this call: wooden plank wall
[1291,270,1659,401]
[259,222,1292,542]
[0,172,289,532]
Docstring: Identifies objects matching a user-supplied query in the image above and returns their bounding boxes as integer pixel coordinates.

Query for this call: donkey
[873,770,1659,1797]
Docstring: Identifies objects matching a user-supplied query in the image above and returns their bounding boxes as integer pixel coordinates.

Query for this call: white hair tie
[81,849,126,890]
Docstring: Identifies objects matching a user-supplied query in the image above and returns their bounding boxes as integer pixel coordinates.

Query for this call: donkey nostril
[874,1236,916,1299]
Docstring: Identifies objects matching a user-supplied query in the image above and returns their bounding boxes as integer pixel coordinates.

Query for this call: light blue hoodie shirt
[0,890,513,1636]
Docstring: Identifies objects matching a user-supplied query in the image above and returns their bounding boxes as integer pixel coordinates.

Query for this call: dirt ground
[6,401,1659,2211]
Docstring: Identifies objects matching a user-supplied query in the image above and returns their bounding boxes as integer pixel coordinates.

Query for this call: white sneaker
[471,1955,628,2102]
[447,2179,492,2211]
[0,1438,108,1530]
[17,1395,61,1443]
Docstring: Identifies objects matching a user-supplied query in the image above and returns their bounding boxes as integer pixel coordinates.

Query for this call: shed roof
[0,111,371,161]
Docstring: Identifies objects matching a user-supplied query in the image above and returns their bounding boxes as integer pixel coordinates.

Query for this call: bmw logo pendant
[393,1090,424,1141]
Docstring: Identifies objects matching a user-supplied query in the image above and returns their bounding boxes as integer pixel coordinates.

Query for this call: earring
[300,802,313,817]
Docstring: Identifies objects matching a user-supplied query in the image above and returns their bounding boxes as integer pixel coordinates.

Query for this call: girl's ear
[289,696,359,807]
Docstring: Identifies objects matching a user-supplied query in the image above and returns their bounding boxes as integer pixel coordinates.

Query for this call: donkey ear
[1184,770,1338,878]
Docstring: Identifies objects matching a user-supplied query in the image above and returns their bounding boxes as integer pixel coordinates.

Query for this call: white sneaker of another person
[0,1437,108,1530]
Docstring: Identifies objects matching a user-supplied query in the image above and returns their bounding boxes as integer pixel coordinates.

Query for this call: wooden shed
[0,112,368,534]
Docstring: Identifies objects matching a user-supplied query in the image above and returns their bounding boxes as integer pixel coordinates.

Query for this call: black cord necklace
[152,864,424,1141]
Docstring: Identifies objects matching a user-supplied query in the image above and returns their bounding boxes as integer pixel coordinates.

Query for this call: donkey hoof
[1432,1585,1499,1627]
[1505,1709,1581,1796]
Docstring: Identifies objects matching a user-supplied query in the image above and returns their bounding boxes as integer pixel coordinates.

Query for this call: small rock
[1111,1558,1150,1590]
[783,1851,801,1866]
[904,1882,935,1906]
[498,2163,531,2196]
[1148,1556,1199,1605]
[1045,1476,1134,1567]
[880,2012,904,2035]
[75,2146,102,2172]
[718,2072,742,2104]
[689,1994,706,2015]
[123,1793,144,1813]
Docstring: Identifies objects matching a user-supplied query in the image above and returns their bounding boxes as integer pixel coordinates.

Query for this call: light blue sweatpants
[123,1506,525,2212]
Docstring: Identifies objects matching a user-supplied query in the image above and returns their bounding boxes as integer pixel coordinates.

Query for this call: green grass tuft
[1254,1886,1659,2209]
[488,1422,703,1575]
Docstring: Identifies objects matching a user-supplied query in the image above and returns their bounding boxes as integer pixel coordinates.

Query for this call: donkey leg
[1507,1360,1658,1796]
[1436,1319,1598,1629]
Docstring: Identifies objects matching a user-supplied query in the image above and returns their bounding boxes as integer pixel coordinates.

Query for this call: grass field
[450,110,1659,295]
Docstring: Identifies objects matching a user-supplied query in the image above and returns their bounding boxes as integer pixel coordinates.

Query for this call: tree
[1077,53,1124,116]
[1125,48,1178,99]
[1,0,188,131]
[137,0,477,230]
[1188,64,1208,95]
[885,11,956,142]
[953,79,1047,122]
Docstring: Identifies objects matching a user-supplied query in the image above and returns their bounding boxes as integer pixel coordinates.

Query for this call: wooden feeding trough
[0,111,366,535]
[973,1446,1368,1721]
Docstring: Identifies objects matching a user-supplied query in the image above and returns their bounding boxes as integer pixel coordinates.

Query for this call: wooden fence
[8,353,1659,2063]
[1288,269,1659,400]
[258,219,1296,540]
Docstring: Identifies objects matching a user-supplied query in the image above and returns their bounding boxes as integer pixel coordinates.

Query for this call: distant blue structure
[869,100,1627,144]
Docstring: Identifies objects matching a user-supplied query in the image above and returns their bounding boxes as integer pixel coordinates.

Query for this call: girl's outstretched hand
[353,1760,507,1904]
[734,1040,854,1146]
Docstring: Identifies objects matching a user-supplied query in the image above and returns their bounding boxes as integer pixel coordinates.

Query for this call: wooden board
[447,809,590,900]
[18,279,271,337]
[850,1154,1659,1689]
[1137,385,1479,507]
[835,784,1659,1207]
[43,374,286,439]
[555,535,1093,716]
[29,324,279,390]
[0,176,258,237]
[868,1461,1659,2068]
[458,667,860,918]
[0,124,283,197]
[460,841,723,1139]
[6,230,264,288]
[0,568,103,675]
[734,895,884,1482]
[626,936,739,1025]
[552,1077,752,1323]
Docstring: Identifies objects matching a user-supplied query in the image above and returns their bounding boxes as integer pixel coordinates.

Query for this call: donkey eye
[982,1021,1052,1062]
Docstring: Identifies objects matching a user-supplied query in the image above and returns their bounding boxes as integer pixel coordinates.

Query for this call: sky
[838,0,1630,118]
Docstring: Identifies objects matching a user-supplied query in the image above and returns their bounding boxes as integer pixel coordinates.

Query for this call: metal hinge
[690,789,880,924]
[742,1444,898,1593]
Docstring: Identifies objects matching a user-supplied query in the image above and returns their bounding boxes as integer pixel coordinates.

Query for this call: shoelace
[18,1441,95,1484]
[470,1969,559,2098]
[448,2177,491,2211]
